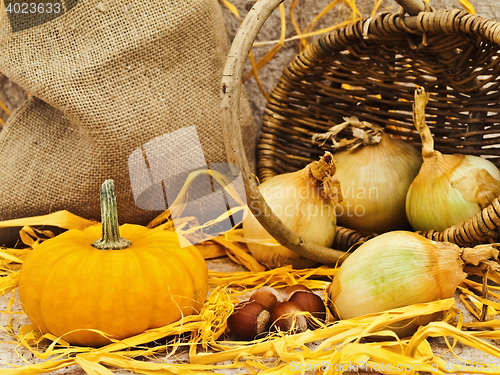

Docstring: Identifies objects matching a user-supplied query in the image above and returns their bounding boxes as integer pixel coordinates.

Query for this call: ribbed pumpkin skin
[18,223,208,347]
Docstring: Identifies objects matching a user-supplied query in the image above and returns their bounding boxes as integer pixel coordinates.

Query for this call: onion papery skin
[243,170,337,269]
[334,133,422,234]
[406,152,500,231]
[407,87,500,232]
[327,231,466,327]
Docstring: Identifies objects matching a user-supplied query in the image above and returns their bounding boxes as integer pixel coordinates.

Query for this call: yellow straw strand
[0,99,11,116]
[457,0,475,14]
[219,0,240,20]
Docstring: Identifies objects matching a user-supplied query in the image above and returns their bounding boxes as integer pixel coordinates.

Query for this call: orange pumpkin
[18,180,208,347]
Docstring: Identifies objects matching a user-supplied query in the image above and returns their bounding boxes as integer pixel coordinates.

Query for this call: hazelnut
[227,301,271,341]
[279,284,311,302]
[269,301,308,334]
[249,286,279,310]
[288,290,327,328]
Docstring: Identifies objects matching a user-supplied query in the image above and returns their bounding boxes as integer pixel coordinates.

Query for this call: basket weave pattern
[257,8,500,250]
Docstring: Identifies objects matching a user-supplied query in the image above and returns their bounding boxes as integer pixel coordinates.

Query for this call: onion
[313,117,422,234]
[242,152,341,269]
[406,87,500,231]
[327,231,499,337]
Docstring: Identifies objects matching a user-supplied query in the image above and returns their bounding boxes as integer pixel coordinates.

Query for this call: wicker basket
[221,0,500,265]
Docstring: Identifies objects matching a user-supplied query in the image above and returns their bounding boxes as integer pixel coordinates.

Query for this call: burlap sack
[0,0,256,247]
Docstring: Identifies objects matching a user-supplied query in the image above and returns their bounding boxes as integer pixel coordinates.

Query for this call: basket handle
[221,0,346,266]
[394,0,425,15]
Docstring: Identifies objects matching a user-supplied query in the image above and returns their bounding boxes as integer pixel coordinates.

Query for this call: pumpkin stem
[92,180,132,250]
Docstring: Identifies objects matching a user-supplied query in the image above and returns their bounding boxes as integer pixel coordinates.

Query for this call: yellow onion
[323,118,422,234]
[243,152,341,268]
[406,87,500,231]
[327,231,499,337]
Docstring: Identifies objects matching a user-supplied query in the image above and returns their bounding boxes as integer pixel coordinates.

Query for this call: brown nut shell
[279,284,311,302]
[270,301,308,334]
[227,301,271,341]
[288,290,327,328]
[249,286,279,311]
